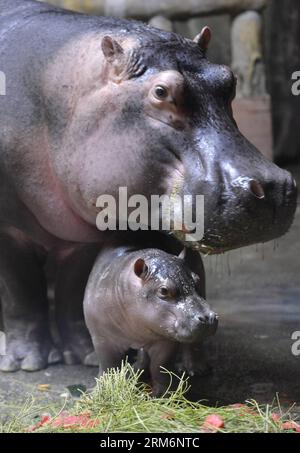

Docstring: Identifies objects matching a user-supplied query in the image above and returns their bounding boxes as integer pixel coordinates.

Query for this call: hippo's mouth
[169,229,231,255]
[171,322,216,343]
[170,206,297,255]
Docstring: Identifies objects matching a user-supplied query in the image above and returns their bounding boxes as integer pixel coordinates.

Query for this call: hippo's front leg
[53,244,98,366]
[92,338,126,376]
[0,232,59,371]
[147,341,178,397]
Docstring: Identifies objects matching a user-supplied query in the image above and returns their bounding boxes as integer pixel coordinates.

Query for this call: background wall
[265,0,300,164]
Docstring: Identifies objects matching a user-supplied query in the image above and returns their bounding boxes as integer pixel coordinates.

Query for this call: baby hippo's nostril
[207,311,218,326]
[249,179,265,199]
[198,311,218,326]
[197,314,206,324]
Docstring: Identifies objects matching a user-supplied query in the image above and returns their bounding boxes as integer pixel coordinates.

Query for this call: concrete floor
[0,166,300,420]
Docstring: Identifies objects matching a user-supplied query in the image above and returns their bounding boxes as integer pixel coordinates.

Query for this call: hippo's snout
[197,310,218,333]
[191,150,298,253]
[230,169,297,242]
[232,170,297,207]
[174,305,218,343]
[196,310,218,337]
[183,123,297,253]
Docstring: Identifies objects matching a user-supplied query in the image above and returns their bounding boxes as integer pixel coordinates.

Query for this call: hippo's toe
[0,340,62,373]
[83,351,98,367]
[63,350,80,365]
[48,347,63,365]
[21,351,48,372]
[0,354,20,372]
[59,323,95,366]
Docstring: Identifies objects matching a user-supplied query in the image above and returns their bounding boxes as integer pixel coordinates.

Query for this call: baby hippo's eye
[154,85,168,100]
[157,286,170,299]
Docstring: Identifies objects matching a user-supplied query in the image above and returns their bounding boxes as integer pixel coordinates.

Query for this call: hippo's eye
[158,286,170,299]
[154,85,168,100]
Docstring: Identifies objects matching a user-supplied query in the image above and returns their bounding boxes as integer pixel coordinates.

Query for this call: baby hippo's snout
[174,299,218,343]
[198,309,218,332]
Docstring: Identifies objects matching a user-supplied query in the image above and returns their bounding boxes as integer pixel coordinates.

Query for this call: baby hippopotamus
[83,244,218,396]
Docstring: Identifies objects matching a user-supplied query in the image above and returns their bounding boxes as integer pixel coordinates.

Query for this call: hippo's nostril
[207,311,218,325]
[284,174,298,203]
[198,311,218,325]
[198,314,206,324]
[249,179,265,199]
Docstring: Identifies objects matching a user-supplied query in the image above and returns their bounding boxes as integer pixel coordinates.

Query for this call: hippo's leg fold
[0,234,55,372]
[54,245,98,365]
[147,341,178,397]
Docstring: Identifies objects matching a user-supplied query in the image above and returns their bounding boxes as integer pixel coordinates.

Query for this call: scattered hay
[1,363,298,433]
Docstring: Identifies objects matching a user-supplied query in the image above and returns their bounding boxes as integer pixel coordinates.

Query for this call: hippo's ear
[101,36,124,64]
[134,259,149,279]
[178,247,187,260]
[193,26,212,51]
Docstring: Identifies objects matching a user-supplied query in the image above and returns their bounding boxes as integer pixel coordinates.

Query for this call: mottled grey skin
[0,0,297,371]
[84,244,217,396]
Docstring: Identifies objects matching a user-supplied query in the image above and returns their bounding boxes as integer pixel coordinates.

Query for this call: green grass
[0,363,299,433]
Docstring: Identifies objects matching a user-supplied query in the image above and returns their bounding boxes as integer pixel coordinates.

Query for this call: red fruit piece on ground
[203,414,225,430]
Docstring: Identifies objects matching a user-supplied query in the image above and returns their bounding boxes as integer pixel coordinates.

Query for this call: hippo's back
[0,0,36,14]
[0,0,62,23]
[0,0,109,149]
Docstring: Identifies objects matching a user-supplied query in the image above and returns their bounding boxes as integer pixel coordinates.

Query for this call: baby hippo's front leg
[92,338,126,376]
[147,341,178,397]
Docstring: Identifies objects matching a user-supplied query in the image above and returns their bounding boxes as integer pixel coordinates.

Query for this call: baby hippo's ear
[178,247,186,260]
[134,259,149,279]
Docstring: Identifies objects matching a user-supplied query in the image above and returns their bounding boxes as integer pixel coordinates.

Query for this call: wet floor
[0,166,299,419]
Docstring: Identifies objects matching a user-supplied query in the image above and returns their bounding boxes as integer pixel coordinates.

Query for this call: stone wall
[40,0,267,18]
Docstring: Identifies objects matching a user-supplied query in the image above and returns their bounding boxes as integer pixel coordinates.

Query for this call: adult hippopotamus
[0,0,297,372]
[83,243,218,396]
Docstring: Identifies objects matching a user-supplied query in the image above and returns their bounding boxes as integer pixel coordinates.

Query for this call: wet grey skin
[0,0,297,372]
[83,244,218,397]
